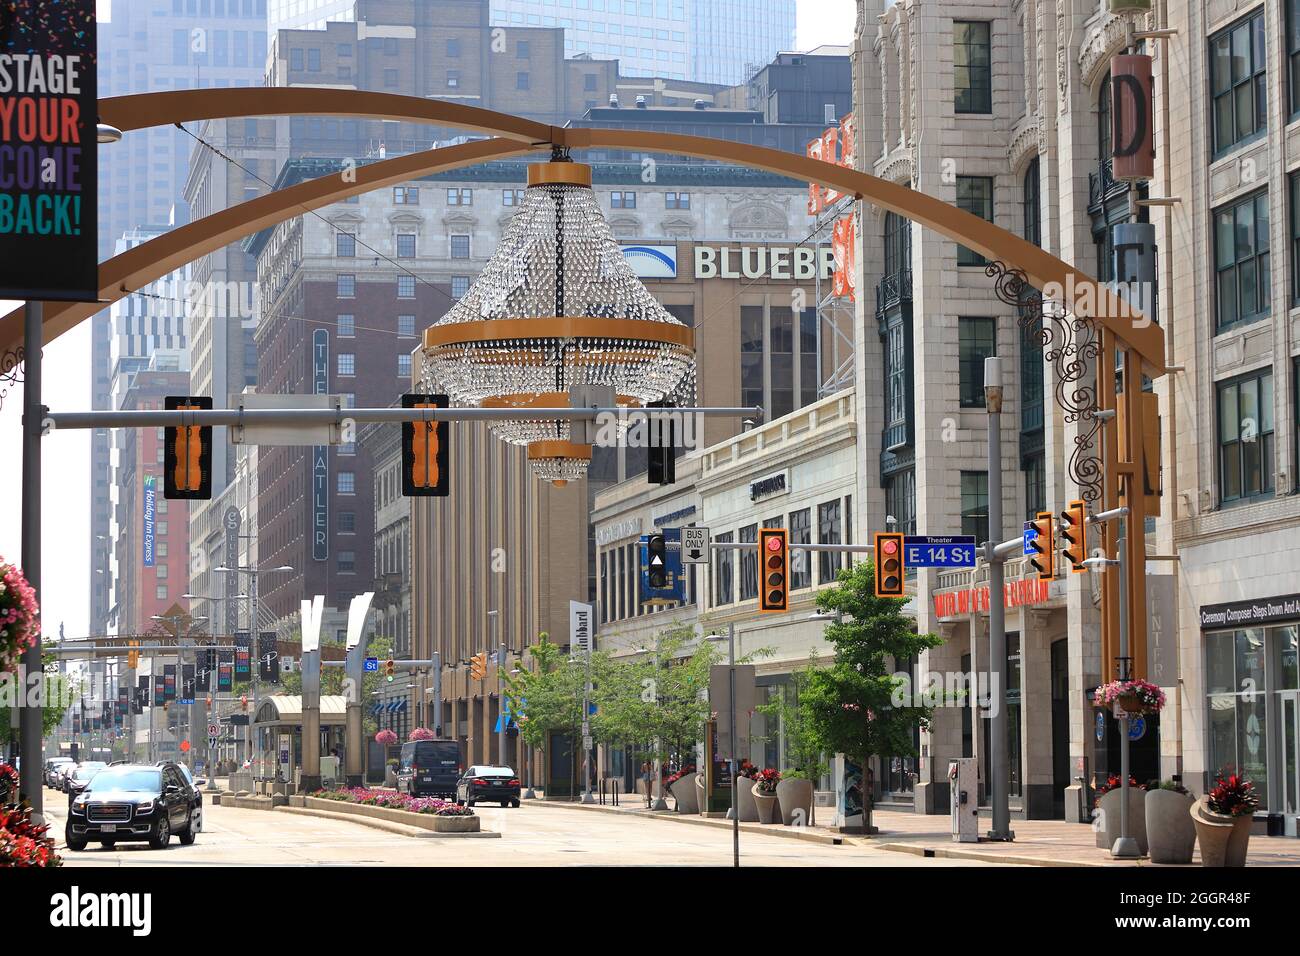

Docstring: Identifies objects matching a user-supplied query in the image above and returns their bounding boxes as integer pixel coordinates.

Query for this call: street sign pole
[985,357,1013,842]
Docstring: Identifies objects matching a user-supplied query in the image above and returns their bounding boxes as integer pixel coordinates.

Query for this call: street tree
[800,560,942,832]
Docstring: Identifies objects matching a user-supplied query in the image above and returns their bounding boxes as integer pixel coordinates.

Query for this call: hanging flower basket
[407,727,436,741]
[374,729,398,746]
[0,558,40,674]
[1095,679,1165,716]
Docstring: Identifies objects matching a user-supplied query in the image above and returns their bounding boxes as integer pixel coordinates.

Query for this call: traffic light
[758,527,789,613]
[647,533,668,589]
[384,659,395,682]
[127,640,139,670]
[240,694,248,712]
[163,395,213,499]
[205,696,213,708]
[1029,510,1056,581]
[469,653,487,680]
[647,400,676,486]
[401,393,450,496]
[873,532,905,598]
[1059,499,1088,574]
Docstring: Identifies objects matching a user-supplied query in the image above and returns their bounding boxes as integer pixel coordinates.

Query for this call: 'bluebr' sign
[903,535,976,569]
[142,475,156,567]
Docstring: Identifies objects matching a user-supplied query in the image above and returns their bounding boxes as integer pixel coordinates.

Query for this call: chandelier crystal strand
[419,154,695,482]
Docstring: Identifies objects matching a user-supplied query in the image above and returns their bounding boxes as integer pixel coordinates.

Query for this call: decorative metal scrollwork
[0,347,24,414]
[986,261,1103,504]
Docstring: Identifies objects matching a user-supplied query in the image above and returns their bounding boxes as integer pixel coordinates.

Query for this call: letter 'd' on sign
[1111,54,1154,182]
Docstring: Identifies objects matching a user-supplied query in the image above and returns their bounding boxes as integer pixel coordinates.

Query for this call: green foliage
[278,632,395,737]
[801,560,942,786]
[0,653,78,742]
[504,633,612,752]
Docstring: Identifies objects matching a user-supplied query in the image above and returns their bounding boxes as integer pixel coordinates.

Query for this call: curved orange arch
[2,89,1163,373]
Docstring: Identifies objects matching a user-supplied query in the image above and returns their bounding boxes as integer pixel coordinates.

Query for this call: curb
[275,805,501,838]
[521,798,845,846]
[876,841,1104,867]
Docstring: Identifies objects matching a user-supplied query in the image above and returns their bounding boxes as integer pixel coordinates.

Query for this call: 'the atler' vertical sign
[0,0,99,300]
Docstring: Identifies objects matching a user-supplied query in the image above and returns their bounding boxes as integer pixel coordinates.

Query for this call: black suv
[455,766,521,808]
[65,762,198,851]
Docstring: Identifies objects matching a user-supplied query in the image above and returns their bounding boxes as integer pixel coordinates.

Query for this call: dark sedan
[455,766,521,808]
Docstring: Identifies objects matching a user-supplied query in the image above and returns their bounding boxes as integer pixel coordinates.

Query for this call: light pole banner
[142,476,156,567]
[569,600,593,654]
[0,0,99,301]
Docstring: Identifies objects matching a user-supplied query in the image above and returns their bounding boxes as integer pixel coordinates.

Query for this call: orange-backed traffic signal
[402,393,450,496]
[1059,499,1088,573]
[758,528,789,613]
[874,532,905,598]
[384,659,395,682]
[163,396,213,499]
[469,653,487,680]
[127,641,140,670]
[1029,510,1056,580]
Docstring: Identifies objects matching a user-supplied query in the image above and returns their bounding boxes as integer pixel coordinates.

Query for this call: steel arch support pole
[19,301,44,819]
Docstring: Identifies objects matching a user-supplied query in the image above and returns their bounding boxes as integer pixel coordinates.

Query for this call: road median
[280,795,500,838]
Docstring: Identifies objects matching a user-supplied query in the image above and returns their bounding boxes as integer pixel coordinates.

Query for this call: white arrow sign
[682,526,710,564]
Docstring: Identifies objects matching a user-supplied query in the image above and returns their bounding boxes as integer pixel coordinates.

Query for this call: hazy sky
[0,0,859,641]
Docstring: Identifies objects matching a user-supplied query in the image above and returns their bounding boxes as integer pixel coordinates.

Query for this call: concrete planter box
[734,778,759,822]
[670,773,699,814]
[302,796,480,833]
[776,778,814,826]
[1190,797,1251,867]
[1095,787,1148,856]
[1145,789,1195,864]
[752,787,779,824]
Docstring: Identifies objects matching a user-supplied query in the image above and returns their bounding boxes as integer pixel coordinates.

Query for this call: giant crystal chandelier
[420,149,696,483]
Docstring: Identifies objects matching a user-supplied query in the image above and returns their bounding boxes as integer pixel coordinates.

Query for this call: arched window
[1022,157,1041,247]
[883,211,910,278]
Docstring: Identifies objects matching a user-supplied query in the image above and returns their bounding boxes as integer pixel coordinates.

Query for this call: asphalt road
[42,789,998,867]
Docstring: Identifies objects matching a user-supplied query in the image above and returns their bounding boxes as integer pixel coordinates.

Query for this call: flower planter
[775,778,814,826]
[695,771,706,814]
[1117,693,1144,715]
[752,787,779,824]
[734,778,759,822]
[1189,798,1251,867]
[1145,789,1195,864]
[1095,787,1148,855]
[670,773,699,814]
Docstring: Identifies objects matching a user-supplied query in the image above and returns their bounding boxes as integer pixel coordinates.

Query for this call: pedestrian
[640,760,652,807]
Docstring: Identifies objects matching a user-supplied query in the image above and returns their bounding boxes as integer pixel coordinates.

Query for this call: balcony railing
[875,269,913,317]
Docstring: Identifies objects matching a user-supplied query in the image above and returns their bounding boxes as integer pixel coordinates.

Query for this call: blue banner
[142,475,156,567]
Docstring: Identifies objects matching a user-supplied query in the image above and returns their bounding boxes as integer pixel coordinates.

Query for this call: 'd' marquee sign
[0,0,98,301]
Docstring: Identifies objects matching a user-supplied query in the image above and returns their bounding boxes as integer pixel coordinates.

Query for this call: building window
[817,499,842,585]
[450,234,471,258]
[307,48,320,72]
[1218,367,1275,504]
[397,314,415,337]
[738,524,758,601]
[336,274,355,298]
[1204,627,1288,810]
[584,73,598,91]
[156,586,168,601]
[740,305,763,411]
[1021,317,1045,433]
[1211,10,1267,155]
[1023,451,1046,521]
[338,472,356,495]
[517,40,531,59]
[956,176,994,266]
[157,521,167,537]
[398,354,412,378]
[1292,173,1300,306]
[446,37,461,58]
[338,550,355,573]
[397,275,416,298]
[666,191,690,209]
[289,48,303,71]
[959,317,997,408]
[1291,0,1300,118]
[337,313,355,337]
[384,69,399,88]
[885,470,917,536]
[713,531,733,606]
[884,210,911,278]
[447,188,472,206]
[503,188,526,206]
[516,71,530,90]
[953,21,992,114]
[611,191,636,209]
[339,512,355,534]
[1215,189,1270,332]
[446,69,460,88]
[451,276,470,298]
[961,471,989,543]
[335,232,355,257]
[156,564,168,580]
[1023,157,1041,247]
[789,508,811,590]
[337,353,355,376]
[396,233,416,258]
[393,187,419,205]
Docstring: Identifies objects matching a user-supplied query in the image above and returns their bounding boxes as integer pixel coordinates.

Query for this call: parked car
[44,758,73,789]
[65,762,198,851]
[63,762,107,796]
[395,739,463,798]
[455,766,521,808]
[160,761,202,834]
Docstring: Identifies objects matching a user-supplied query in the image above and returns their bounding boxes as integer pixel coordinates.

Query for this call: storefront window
[817,499,842,584]
[714,531,734,606]
[789,508,811,590]
[739,524,758,601]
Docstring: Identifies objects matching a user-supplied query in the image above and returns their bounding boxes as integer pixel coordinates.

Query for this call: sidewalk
[521,792,1300,866]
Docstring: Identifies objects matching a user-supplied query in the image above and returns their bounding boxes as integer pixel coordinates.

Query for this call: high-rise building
[92,0,269,635]
[267,0,797,85]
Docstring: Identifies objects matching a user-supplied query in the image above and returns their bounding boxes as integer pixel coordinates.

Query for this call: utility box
[949,758,978,843]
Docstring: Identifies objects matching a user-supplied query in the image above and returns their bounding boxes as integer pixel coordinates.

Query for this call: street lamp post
[983,356,1014,842]
[488,610,504,768]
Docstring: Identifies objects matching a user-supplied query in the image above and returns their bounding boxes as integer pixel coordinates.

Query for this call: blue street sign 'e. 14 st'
[903,535,977,569]
[1023,522,1038,556]
[364,657,379,672]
